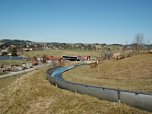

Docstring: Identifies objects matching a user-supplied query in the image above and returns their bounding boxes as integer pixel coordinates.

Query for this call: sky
[0,0,152,44]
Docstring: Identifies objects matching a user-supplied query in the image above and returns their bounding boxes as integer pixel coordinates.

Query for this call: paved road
[0,63,51,79]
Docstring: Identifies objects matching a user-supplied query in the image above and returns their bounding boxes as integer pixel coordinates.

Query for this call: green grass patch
[0,60,27,66]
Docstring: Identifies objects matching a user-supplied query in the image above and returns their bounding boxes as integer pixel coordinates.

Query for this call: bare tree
[135,33,144,53]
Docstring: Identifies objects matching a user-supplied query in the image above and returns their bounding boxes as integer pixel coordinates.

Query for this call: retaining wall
[46,64,152,112]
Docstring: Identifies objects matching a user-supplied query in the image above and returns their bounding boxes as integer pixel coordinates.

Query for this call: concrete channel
[46,64,152,112]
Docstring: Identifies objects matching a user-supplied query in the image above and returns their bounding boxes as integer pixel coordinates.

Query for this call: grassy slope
[0,67,151,114]
[0,75,23,89]
[63,54,152,93]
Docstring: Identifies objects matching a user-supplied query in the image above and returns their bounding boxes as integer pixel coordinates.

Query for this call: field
[0,67,151,114]
[0,74,23,89]
[63,54,152,93]
[0,50,152,114]
[22,49,102,57]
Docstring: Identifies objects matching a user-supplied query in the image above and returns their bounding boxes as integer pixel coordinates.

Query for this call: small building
[62,55,80,61]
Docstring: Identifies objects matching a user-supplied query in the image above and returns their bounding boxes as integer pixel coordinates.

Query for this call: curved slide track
[46,63,152,112]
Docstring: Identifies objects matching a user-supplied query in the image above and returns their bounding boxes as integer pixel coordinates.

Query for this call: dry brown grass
[0,75,23,89]
[0,66,151,114]
[63,54,152,93]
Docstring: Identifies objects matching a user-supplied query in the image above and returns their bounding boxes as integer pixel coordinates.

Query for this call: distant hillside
[0,39,34,49]
[0,39,32,45]
[0,39,107,50]
[0,39,151,51]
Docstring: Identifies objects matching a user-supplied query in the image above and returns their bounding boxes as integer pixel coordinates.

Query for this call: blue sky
[0,0,152,44]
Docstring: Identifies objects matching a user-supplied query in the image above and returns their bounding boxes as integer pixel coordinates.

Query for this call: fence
[46,64,152,112]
